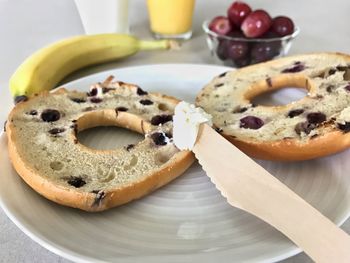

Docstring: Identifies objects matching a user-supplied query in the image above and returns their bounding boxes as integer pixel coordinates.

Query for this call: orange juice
[147,0,195,38]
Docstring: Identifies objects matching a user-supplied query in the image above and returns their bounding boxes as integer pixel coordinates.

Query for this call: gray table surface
[0,0,349,262]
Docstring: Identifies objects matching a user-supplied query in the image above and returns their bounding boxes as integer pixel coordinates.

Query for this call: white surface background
[0,0,349,262]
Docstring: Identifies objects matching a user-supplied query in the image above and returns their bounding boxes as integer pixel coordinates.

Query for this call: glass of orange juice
[147,0,195,40]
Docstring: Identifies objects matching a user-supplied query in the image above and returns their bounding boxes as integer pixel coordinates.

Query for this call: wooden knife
[192,123,350,263]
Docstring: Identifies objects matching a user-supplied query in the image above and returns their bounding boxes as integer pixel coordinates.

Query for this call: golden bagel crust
[196,53,350,161]
[6,79,194,211]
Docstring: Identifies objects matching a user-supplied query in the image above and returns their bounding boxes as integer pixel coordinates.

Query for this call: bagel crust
[196,53,350,161]
[6,78,194,211]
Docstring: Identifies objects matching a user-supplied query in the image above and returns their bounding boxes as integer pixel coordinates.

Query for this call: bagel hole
[155,152,170,165]
[50,161,64,171]
[158,103,171,111]
[155,146,178,165]
[123,154,138,170]
[343,68,350,80]
[251,87,308,106]
[77,126,144,150]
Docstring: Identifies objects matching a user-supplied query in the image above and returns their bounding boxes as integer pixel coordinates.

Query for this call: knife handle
[193,124,350,263]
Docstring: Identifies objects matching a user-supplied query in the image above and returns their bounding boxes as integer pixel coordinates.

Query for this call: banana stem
[138,40,180,51]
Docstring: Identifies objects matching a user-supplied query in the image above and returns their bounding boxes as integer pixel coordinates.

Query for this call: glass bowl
[202,20,300,68]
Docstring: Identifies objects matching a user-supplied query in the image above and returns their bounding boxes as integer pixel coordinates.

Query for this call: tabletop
[1,0,349,262]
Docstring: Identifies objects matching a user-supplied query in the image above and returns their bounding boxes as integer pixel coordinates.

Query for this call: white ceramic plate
[1,64,350,263]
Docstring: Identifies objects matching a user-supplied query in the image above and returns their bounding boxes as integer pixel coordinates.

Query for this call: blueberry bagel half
[196,53,350,160]
[6,76,194,211]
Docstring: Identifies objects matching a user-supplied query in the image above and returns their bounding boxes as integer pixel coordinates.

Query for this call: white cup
[74,0,129,35]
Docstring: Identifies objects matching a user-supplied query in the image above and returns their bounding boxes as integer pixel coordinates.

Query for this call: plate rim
[60,62,233,88]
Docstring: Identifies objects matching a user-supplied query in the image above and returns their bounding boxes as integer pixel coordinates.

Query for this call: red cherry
[250,41,281,63]
[241,10,272,38]
[216,40,230,60]
[209,16,233,35]
[227,41,249,60]
[272,16,295,36]
[227,30,245,38]
[261,30,280,38]
[227,1,252,27]
[233,57,251,68]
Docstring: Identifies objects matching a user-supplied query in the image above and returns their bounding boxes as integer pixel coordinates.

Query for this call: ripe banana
[10,34,177,98]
